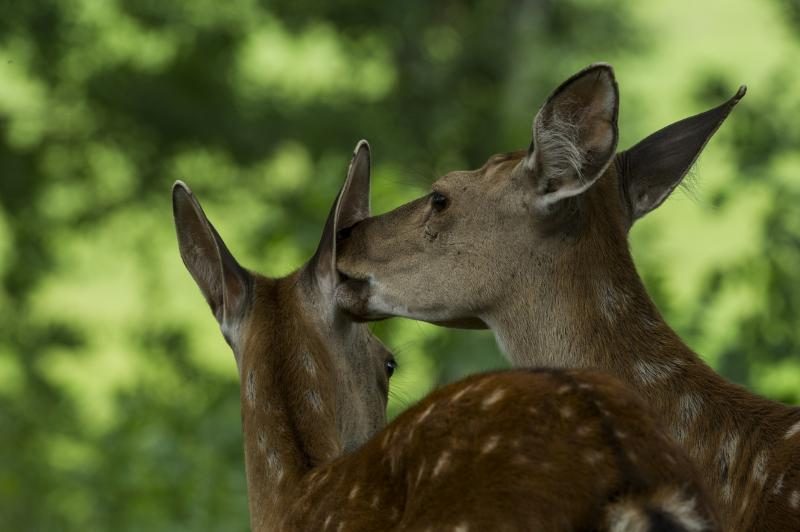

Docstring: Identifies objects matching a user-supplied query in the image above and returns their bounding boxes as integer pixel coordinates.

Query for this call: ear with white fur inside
[526,63,619,208]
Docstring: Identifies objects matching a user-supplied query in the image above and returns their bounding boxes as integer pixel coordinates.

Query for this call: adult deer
[335,65,800,531]
[173,141,717,531]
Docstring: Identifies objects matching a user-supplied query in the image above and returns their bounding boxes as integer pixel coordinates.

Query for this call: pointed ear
[618,85,746,223]
[311,140,372,283]
[525,63,619,208]
[336,140,371,231]
[172,181,251,336]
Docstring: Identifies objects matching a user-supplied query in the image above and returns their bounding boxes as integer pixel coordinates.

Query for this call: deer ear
[525,63,619,208]
[311,140,372,285]
[617,86,746,223]
[336,140,371,231]
[172,181,251,336]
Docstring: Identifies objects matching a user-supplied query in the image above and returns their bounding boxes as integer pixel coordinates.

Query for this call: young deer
[335,65,800,530]
[174,142,717,531]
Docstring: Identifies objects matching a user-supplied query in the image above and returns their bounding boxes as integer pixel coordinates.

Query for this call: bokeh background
[2,0,799,529]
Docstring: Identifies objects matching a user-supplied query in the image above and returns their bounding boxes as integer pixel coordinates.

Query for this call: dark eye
[431,191,449,212]
[385,359,397,378]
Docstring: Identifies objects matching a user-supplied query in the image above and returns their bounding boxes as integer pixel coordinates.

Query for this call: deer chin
[335,275,392,321]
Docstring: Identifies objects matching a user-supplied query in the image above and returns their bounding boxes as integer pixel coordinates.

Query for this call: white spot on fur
[557,384,571,395]
[720,483,733,504]
[405,425,417,446]
[642,314,663,330]
[560,406,574,419]
[674,393,704,442]
[751,450,769,486]
[312,470,329,488]
[415,460,427,487]
[583,450,604,466]
[719,432,740,503]
[348,484,360,500]
[772,473,785,495]
[614,430,627,439]
[371,494,380,508]
[246,370,256,405]
[257,431,267,452]
[739,494,749,517]
[789,490,799,509]
[450,386,470,403]
[307,390,324,412]
[336,522,345,532]
[657,491,706,532]
[453,524,469,532]
[433,451,451,477]
[482,388,506,409]
[606,504,649,532]
[389,445,401,476]
[632,358,681,386]
[482,435,500,454]
[577,425,593,437]
[608,490,707,532]
[302,352,317,376]
[785,419,800,440]
[323,515,333,530]
[417,403,435,424]
[595,280,630,323]
[267,450,280,470]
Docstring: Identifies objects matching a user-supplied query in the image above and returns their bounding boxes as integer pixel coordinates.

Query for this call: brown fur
[282,369,718,531]
[335,66,800,530]
[174,141,718,531]
[237,271,392,530]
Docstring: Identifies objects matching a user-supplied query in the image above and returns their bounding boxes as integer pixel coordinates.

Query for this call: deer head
[335,64,745,336]
[173,141,396,530]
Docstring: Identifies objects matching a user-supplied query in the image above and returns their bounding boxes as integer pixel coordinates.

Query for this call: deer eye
[431,191,449,212]
[385,359,397,378]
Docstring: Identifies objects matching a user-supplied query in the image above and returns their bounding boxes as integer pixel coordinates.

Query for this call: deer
[173,140,719,531]
[334,64,800,531]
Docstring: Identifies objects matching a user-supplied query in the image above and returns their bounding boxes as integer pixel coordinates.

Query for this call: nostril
[336,226,353,242]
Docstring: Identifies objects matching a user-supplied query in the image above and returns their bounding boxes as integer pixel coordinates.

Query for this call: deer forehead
[437,163,519,199]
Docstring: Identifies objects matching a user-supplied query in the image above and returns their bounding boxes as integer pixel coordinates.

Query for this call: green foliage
[0,0,798,529]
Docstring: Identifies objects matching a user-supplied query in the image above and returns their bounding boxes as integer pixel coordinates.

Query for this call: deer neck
[486,240,684,371]
[484,235,795,522]
[240,276,342,531]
